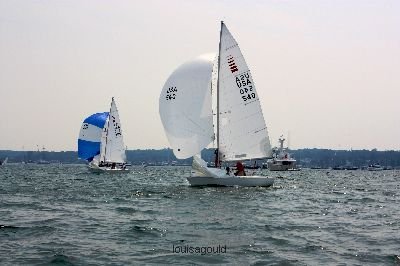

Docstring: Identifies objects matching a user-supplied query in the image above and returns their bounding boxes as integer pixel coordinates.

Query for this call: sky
[0,0,399,151]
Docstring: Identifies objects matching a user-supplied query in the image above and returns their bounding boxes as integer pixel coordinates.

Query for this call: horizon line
[1,147,400,152]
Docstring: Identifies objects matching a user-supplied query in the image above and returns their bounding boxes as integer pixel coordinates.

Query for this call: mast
[103,97,113,162]
[279,135,285,151]
[216,21,223,166]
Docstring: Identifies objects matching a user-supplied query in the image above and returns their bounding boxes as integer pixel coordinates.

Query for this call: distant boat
[265,136,299,171]
[310,166,329,170]
[332,165,359,170]
[0,157,8,166]
[78,97,129,173]
[367,163,383,171]
[36,146,50,164]
[344,166,359,170]
[159,21,274,187]
[36,159,50,164]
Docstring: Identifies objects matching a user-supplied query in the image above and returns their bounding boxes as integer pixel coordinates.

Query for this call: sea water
[0,164,399,265]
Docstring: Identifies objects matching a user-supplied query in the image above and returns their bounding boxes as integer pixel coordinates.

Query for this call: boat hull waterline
[187,176,274,187]
[88,164,130,173]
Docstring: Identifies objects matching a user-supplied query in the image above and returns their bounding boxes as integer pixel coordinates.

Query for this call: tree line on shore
[1,148,400,168]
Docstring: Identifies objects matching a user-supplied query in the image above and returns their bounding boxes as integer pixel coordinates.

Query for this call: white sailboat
[159,21,274,187]
[78,97,129,173]
[0,157,8,166]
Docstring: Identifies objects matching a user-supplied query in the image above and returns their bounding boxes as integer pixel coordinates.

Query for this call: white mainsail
[100,98,126,163]
[159,54,215,159]
[217,22,272,161]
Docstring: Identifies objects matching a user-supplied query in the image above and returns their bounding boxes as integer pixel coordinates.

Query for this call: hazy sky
[1,0,399,151]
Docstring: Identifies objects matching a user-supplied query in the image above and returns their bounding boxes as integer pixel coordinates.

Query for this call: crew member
[235,161,246,176]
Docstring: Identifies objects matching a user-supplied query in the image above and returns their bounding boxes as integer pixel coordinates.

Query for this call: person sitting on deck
[234,161,246,176]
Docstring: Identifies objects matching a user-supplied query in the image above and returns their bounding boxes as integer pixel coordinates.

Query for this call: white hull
[187,176,274,187]
[189,155,274,187]
[88,163,130,173]
[267,159,298,171]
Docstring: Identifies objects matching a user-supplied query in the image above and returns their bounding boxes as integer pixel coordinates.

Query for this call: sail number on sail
[165,86,178,101]
[235,72,256,102]
[111,116,122,137]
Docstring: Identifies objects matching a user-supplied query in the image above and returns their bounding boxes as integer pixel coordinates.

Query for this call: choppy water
[0,164,399,265]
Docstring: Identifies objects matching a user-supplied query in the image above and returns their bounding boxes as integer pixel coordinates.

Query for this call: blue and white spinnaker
[78,112,109,162]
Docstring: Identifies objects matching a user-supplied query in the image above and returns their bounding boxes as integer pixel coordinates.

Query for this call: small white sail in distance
[100,97,127,163]
[159,54,215,159]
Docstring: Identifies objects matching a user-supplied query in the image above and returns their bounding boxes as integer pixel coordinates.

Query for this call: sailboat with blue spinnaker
[78,97,129,173]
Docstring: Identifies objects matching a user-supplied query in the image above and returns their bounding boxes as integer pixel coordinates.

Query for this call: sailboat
[78,97,129,173]
[159,21,274,187]
[0,157,8,166]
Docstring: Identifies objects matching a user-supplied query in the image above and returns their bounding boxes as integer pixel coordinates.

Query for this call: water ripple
[0,165,399,264]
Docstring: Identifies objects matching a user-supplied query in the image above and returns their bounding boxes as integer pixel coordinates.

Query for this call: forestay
[101,98,126,163]
[78,112,109,162]
[159,54,215,159]
[218,23,272,161]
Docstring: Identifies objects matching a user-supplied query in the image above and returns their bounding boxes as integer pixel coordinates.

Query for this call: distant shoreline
[1,148,399,152]
[1,148,400,168]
